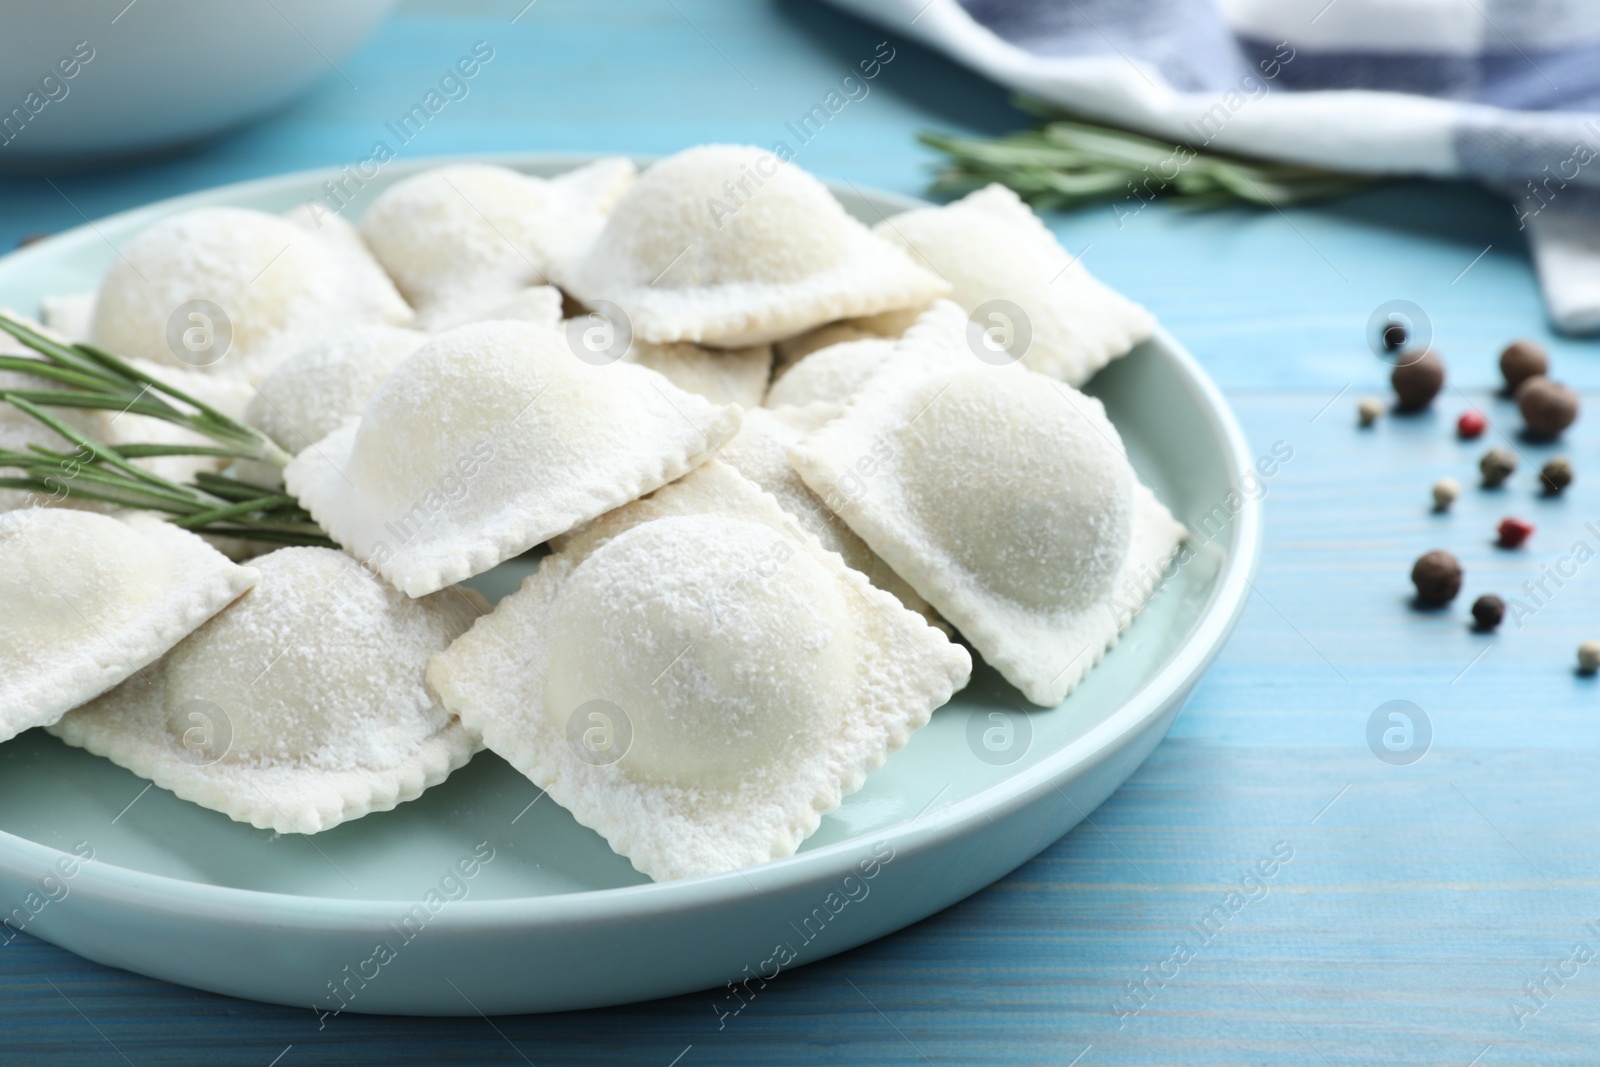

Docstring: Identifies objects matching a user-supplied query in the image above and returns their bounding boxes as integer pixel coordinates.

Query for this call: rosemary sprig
[920,98,1377,212]
[0,310,332,547]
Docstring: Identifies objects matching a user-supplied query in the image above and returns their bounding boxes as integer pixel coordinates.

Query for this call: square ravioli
[0,509,257,744]
[717,404,938,624]
[50,548,482,834]
[873,183,1154,385]
[284,319,742,597]
[789,321,1185,707]
[360,160,635,329]
[427,460,971,882]
[555,145,947,347]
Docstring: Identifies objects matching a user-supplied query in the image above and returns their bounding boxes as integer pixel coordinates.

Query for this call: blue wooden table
[5,2,1599,1063]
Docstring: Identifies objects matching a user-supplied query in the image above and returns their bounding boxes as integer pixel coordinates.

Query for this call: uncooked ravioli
[765,337,896,409]
[0,510,257,744]
[622,337,773,408]
[789,310,1185,706]
[89,206,411,381]
[717,404,937,622]
[427,461,970,882]
[872,183,1153,385]
[284,319,742,597]
[555,144,947,347]
[49,547,482,834]
[246,324,430,457]
[360,160,634,329]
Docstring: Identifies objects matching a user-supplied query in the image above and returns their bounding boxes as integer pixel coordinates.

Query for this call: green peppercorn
[1479,447,1517,488]
[1541,456,1574,494]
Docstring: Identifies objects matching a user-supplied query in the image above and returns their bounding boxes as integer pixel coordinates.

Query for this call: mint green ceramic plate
[0,157,1260,1015]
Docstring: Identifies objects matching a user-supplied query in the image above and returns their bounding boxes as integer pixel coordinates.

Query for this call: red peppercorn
[1457,410,1486,439]
[1497,517,1534,548]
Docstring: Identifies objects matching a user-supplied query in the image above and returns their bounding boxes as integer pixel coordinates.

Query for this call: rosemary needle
[0,310,331,547]
[920,98,1377,212]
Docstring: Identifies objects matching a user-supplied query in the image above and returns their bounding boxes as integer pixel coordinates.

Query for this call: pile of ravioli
[0,146,1185,882]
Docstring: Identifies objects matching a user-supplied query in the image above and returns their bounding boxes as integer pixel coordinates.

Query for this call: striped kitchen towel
[821,0,1600,333]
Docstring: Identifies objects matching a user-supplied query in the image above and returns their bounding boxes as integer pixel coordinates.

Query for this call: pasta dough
[285,319,742,597]
[623,338,772,408]
[556,145,947,346]
[427,460,970,881]
[872,184,1154,385]
[0,509,257,744]
[360,160,635,329]
[717,404,937,622]
[90,206,411,381]
[49,547,482,834]
[765,337,896,409]
[246,324,430,457]
[789,310,1185,706]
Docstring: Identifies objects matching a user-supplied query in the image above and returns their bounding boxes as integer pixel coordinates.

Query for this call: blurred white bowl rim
[0,0,397,164]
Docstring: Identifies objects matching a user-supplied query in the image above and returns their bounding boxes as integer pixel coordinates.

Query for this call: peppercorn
[1411,549,1463,606]
[1479,447,1517,488]
[1497,516,1534,548]
[1432,476,1461,511]
[1457,410,1486,439]
[1499,339,1549,393]
[1382,320,1408,352]
[1357,396,1383,427]
[1580,641,1600,674]
[1517,376,1579,440]
[1541,456,1573,494]
[1391,348,1445,411]
[1471,595,1505,630]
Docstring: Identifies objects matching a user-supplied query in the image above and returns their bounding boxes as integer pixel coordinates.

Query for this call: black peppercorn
[1391,348,1444,411]
[1412,549,1463,606]
[1517,376,1579,440]
[1541,456,1574,494]
[1499,340,1548,393]
[1471,594,1506,630]
[1382,320,1408,352]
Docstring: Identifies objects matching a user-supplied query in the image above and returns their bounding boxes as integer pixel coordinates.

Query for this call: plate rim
[0,152,1263,929]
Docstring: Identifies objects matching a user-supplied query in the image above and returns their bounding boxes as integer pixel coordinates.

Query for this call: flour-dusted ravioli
[285,320,742,597]
[624,338,772,408]
[247,324,430,457]
[556,145,948,347]
[360,160,635,329]
[790,322,1185,706]
[873,184,1154,385]
[49,547,482,834]
[718,405,936,622]
[771,307,920,376]
[421,284,565,333]
[90,206,411,381]
[428,461,969,881]
[765,337,896,409]
[41,292,96,341]
[0,510,256,744]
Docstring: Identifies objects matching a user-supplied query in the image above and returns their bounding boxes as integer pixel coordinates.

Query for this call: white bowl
[0,0,396,165]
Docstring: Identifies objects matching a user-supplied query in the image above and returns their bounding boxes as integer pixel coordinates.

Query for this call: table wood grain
[3,1,1598,1063]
